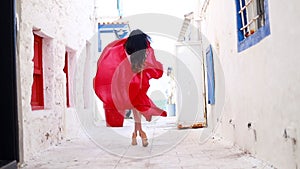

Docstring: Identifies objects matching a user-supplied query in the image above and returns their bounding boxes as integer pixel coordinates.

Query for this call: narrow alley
[1,0,300,169]
[21,117,275,169]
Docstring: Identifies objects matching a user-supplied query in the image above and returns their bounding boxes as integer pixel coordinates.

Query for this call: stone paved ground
[20,117,276,169]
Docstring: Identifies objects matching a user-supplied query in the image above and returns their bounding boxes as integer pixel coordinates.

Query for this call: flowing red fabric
[93,38,167,121]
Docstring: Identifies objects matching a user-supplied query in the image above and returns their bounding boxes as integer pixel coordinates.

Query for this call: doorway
[0,0,19,168]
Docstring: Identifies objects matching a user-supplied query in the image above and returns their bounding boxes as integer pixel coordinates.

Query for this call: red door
[64,51,70,107]
[31,34,44,110]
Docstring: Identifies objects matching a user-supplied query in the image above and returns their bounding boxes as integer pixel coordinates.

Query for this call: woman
[94,29,167,147]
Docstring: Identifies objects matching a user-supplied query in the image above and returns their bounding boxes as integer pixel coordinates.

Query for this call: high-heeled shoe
[139,131,148,147]
[131,132,137,146]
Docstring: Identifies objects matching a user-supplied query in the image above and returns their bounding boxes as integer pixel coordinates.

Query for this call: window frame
[235,0,271,52]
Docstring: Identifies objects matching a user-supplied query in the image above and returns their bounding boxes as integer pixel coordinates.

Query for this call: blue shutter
[206,45,215,104]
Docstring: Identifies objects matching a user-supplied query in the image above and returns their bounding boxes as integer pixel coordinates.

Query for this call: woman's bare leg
[130,109,139,145]
[133,109,142,133]
[132,109,148,147]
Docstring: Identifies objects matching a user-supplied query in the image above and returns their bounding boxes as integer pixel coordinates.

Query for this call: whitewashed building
[16,0,99,163]
[194,0,300,169]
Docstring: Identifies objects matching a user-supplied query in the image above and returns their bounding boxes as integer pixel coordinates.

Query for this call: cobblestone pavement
[21,117,275,169]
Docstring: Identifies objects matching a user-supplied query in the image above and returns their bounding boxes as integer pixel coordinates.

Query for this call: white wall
[200,1,300,169]
[17,0,97,162]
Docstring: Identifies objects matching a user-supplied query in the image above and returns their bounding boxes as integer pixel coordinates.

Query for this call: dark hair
[125,29,151,73]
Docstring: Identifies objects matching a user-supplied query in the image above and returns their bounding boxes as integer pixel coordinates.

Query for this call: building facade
[198,0,300,169]
[16,0,98,163]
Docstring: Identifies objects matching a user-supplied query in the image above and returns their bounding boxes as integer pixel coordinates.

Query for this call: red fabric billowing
[93,38,167,121]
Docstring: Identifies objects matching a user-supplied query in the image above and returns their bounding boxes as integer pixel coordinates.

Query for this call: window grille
[238,0,265,38]
[235,0,270,52]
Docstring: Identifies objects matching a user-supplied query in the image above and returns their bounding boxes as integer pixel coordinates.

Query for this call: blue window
[235,0,271,52]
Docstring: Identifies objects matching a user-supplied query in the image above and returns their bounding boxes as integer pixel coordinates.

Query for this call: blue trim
[118,30,128,39]
[238,22,270,52]
[98,29,102,52]
[99,30,115,33]
[98,24,128,29]
[235,0,245,42]
[98,23,129,52]
[235,0,271,52]
[206,45,215,105]
[99,29,129,38]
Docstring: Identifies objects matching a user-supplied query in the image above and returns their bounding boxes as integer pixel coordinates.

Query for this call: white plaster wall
[199,1,300,169]
[17,0,97,162]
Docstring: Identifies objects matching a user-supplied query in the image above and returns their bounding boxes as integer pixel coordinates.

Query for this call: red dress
[93,38,167,122]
